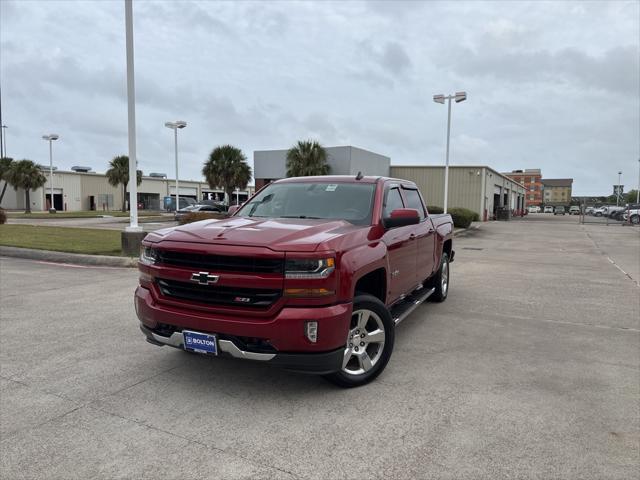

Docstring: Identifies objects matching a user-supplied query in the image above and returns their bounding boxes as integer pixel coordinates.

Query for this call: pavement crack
[85,404,300,479]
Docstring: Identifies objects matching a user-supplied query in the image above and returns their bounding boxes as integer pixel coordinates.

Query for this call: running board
[391,286,436,325]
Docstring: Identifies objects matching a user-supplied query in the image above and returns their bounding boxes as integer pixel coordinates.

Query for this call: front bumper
[140,323,343,374]
[135,285,351,373]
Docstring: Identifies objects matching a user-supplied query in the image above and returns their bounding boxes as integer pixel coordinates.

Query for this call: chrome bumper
[140,324,276,361]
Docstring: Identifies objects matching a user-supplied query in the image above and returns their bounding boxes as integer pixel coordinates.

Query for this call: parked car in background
[606,206,626,220]
[174,204,223,222]
[569,206,580,215]
[528,206,541,213]
[593,206,609,217]
[622,204,640,224]
[623,208,640,225]
[554,206,566,215]
[585,206,595,215]
[544,206,554,213]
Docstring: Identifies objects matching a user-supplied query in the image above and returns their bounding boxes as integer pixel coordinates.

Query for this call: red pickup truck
[136,175,454,387]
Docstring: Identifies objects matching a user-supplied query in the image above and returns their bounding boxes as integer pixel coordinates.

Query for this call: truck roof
[274,175,415,185]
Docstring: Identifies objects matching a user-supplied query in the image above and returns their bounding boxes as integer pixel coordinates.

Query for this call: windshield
[237,182,377,225]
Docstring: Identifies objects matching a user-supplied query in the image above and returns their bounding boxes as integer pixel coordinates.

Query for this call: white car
[528,206,541,213]
[623,205,640,224]
[593,206,610,217]
[544,206,554,213]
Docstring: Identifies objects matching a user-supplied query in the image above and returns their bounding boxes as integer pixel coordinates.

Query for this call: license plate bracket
[183,330,218,355]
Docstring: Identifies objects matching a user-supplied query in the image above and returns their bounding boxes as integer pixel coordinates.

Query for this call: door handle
[409,234,416,240]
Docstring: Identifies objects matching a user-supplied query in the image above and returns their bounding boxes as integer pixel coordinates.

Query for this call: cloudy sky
[1,0,638,195]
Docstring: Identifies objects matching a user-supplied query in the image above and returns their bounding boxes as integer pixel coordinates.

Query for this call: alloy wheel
[441,259,449,295]
[342,309,386,375]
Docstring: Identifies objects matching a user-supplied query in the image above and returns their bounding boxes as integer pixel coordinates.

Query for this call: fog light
[305,321,318,343]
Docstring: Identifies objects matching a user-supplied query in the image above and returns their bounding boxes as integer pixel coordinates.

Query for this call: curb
[0,246,138,268]
[453,224,481,238]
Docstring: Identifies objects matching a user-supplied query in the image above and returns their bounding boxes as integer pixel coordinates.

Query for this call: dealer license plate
[183,330,218,355]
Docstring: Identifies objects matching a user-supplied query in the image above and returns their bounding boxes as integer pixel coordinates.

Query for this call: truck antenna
[355,171,363,180]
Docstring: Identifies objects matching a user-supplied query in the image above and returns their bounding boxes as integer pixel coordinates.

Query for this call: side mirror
[383,208,420,229]
[227,205,240,216]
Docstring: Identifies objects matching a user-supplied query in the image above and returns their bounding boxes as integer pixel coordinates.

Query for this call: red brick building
[503,169,543,207]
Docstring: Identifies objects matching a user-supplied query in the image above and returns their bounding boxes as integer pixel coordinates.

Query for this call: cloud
[448,44,639,95]
[1,0,637,195]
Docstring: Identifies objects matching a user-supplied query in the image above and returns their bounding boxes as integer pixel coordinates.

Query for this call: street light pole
[1,125,7,158]
[42,134,59,213]
[433,91,467,214]
[125,0,140,230]
[164,120,187,211]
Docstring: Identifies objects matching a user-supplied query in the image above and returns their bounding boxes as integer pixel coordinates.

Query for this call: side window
[403,188,425,220]
[383,187,404,218]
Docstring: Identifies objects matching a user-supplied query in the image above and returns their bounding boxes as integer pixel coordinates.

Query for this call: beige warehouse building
[390,165,526,221]
[1,170,254,212]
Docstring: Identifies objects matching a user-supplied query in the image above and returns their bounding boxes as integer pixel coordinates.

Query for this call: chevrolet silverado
[136,175,454,387]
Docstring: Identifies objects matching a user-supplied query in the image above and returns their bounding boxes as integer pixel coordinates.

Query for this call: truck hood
[146,216,365,252]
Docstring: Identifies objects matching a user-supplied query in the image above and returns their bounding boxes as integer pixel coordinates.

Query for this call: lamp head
[175,120,187,129]
[432,94,445,104]
[454,91,467,103]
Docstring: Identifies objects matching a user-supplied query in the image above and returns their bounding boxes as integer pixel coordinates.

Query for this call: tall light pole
[1,125,7,158]
[433,91,467,213]
[164,120,187,211]
[42,134,59,213]
[124,0,140,230]
[617,171,622,206]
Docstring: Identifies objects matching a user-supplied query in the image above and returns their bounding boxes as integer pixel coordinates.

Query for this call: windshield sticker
[325,184,338,192]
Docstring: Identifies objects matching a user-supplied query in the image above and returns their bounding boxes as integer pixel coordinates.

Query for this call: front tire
[324,294,395,388]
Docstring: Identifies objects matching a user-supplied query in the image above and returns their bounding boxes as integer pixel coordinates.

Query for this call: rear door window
[402,188,426,220]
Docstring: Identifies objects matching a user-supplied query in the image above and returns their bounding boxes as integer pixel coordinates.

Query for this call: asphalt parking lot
[1,218,638,479]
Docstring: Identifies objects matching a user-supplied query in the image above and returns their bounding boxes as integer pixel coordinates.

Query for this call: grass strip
[0,225,124,256]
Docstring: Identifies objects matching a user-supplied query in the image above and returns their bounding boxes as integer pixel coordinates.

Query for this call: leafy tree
[202,145,252,205]
[105,155,142,212]
[625,189,638,204]
[286,140,330,177]
[5,159,47,213]
[0,157,14,205]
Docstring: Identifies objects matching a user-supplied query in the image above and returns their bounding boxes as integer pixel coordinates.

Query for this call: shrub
[427,205,444,214]
[0,208,6,225]
[179,211,226,225]
[448,207,478,229]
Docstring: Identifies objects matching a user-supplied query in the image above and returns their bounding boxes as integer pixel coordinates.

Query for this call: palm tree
[0,157,14,206]
[105,155,142,212]
[5,160,47,213]
[286,140,330,177]
[202,145,252,205]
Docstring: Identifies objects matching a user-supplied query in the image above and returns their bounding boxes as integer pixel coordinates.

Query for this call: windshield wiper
[279,215,323,219]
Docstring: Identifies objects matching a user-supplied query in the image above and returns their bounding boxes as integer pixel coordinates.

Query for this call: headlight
[140,246,158,265]
[285,257,335,279]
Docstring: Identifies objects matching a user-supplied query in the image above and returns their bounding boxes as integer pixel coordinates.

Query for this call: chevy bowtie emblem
[191,272,220,285]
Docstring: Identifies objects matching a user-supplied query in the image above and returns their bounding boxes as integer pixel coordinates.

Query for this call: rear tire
[427,253,450,303]
[324,294,395,388]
